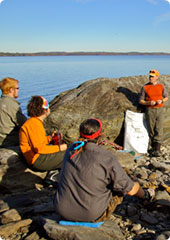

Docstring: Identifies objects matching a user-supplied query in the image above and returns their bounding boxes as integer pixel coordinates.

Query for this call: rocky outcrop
[45,75,170,145]
[0,75,170,240]
[0,147,46,196]
[0,141,170,240]
[0,145,134,196]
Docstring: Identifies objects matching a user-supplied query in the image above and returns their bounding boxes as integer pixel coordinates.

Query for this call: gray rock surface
[42,217,125,240]
[0,140,169,240]
[0,147,46,196]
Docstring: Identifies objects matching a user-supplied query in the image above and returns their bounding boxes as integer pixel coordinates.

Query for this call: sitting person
[19,96,67,174]
[54,118,155,222]
[0,77,27,148]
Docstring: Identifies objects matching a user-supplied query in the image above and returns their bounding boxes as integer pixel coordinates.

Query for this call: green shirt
[0,95,27,147]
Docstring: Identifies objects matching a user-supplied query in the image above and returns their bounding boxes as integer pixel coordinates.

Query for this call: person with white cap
[139,69,168,157]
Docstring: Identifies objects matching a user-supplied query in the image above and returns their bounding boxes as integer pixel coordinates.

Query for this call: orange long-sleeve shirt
[19,117,59,165]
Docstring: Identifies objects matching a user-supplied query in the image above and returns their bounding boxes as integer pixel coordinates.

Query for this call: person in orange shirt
[19,96,67,176]
[139,69,168,157]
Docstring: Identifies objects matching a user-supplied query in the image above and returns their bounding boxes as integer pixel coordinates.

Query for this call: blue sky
[0,0,170,53]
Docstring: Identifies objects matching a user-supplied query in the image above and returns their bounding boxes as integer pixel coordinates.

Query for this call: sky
[0,0,170,53]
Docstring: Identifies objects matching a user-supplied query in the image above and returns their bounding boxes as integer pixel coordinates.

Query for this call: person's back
[55,141,134,221]
[55,119,156,223]
[0,77,27,147]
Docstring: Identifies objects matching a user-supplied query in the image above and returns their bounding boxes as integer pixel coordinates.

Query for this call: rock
[156,231,170,240]
[45,76,170,144]
[140,211,158,225]
[24,231,41,240]
[155,190,170,201]
[0,219,32,238]
[0,147,47,195]
[0,200,9,213]
[0,208,21,224]
[131,223,142,232]
[150,160,170,172]
[41,217,126,240]
[127,204,137,217]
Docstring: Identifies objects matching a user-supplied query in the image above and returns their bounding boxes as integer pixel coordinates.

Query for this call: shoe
[152,150,161,157]
[44,170,60,187]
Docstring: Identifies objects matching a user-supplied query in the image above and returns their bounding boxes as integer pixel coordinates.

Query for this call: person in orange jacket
[139,69,168,157]
[19,96,67,175]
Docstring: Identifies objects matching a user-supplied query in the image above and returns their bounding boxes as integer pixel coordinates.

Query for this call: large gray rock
[42,217,126,240]
[45,75,170,145]
[0,147,46,195]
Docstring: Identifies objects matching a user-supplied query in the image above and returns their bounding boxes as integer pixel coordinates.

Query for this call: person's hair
[0,77,18,94]
[27,96,45,117]
[80,119,101,143]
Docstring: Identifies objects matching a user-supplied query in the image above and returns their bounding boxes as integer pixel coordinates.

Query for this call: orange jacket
[19,117,59,165]
[144,84,164,108]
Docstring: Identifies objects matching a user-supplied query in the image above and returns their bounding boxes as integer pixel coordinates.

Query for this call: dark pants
[32,151,65,171]
[145,107,164,145]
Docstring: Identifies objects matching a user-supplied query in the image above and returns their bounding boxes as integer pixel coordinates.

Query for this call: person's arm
[128,182,155,201]
[16,108,27,127]
[162,97,168,103]
[139,99,156,106]
[157,85,168,105]
[127,182,144,198]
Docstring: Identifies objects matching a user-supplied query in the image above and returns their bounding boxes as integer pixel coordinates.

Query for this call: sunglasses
[149,71,156,74]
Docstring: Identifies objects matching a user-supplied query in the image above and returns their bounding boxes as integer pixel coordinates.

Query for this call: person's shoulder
[88,142,116,158]
[0,95,19,110]
[144,82,151,86]
[157,83,164,87]
[23,117,41,126]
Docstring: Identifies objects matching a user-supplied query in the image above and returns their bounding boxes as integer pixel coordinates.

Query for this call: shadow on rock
[0,147,46,197]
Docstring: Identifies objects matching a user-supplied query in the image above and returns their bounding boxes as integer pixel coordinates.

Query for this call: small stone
[0,200,9,213]
[24,231,40,240]
[0,219,32,238]
[1,209,21,224]
[140,212,158,225]
[127,205,137,217]
[132,223,142,232]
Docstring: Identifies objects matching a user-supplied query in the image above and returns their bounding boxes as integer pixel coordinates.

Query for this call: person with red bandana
[139,69,168,157]
[54,118,155,222]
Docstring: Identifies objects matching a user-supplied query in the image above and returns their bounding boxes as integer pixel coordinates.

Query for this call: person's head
[149,69,159,85]
[0,77,19,98]
[27,96,50,117]
[79,118,102,143]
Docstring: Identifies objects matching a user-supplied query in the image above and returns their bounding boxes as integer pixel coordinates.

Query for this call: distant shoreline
[1,51,170,57]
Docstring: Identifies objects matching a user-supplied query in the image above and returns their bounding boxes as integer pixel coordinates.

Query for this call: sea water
[0,55,170,115]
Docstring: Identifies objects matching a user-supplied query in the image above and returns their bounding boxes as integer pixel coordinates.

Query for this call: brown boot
[152,143,161,157]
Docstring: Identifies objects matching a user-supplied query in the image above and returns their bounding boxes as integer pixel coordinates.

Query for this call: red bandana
[80,119,102,139]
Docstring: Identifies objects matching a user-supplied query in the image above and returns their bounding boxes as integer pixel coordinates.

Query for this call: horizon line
[1,51,170,56]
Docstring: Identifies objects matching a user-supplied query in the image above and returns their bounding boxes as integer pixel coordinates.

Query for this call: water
[0,55,170,115]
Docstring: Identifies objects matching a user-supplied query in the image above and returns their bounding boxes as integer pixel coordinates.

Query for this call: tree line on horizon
[0,51,170,56]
